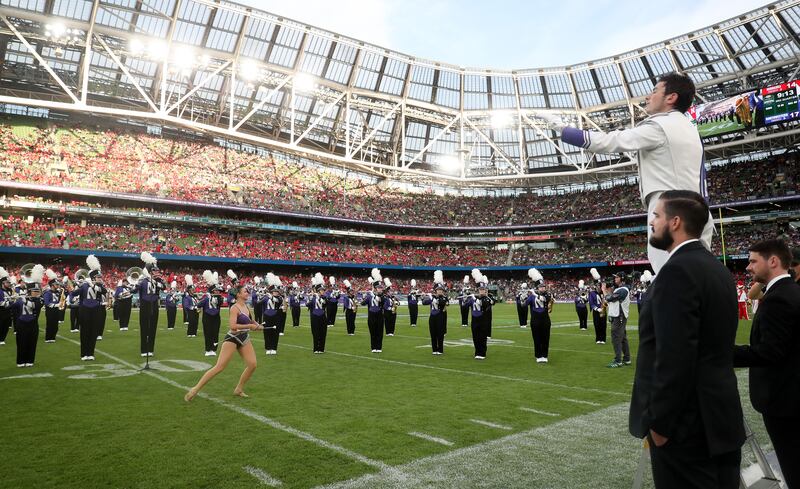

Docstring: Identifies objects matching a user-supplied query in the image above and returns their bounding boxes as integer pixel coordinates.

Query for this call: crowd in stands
[0,123,797,227]
[1,214,796,268]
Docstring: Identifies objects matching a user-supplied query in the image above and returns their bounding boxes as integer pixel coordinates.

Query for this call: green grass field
[0,303,763,488]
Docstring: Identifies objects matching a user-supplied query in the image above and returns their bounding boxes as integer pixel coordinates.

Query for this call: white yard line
[407,432,454,447]
[558,397,602,407]
[518,407,560,417]
[280,344,628,397]
[469,419,513,430]
[243,465,283,487]
[53,332,398,476]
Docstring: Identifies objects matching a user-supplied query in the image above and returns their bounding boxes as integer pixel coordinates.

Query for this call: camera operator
[603,272,631,368]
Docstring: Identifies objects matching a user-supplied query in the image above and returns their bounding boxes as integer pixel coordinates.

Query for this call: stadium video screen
[761,79,800,124]
[688,90,762,137]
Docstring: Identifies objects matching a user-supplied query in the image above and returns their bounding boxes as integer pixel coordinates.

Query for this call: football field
[0,303,763,488]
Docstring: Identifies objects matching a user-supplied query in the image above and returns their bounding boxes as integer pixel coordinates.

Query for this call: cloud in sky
[240,0,775,69]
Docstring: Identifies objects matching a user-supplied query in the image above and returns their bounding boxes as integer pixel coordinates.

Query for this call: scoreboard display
[762,80,800,124]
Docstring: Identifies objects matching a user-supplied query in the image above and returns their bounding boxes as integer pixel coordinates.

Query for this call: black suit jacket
[629,241,745,456]
[734,276,800,417]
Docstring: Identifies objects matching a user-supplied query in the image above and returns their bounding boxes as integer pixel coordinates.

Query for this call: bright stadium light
[45,22,66,38]
[490,111,513,129]
[293,72,317,93]
[129,39,145,56]
[440,155,461,173]
[173,45,195,70]
[239,59,259,81]
[199,54,211,67]
[147,40,168,60]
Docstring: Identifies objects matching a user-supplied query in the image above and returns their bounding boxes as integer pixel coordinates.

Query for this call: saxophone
[391,296,398,314]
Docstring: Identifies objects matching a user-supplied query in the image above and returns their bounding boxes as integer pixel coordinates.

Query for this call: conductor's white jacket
[561,110,706,205]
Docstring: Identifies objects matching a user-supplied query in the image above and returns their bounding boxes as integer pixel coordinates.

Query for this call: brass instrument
[58,288,67,310]
[391,297,399,314]
[126,267,143,285]
[19,263,36,281]
[74,269,89,283]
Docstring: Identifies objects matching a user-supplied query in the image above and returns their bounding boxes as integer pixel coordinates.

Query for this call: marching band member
[184,284,265,402]
[289,281,302,328]
[79,255,106,361]
[43,269,63,343]
[58,275,67,324]
[634,270,654,312]
[277,279,288,337]
[463,269,494,360]
[67,273,82,333]
[422,271,448,355]
[361,268,386,353]
[198,270,223,357]
[183,275,199,337]
[407,279,419,328]
[459,275,470,328]
[325,276,339,328]
[526,268,553,363]
[342,279,357,336]
[307,273,328,353]
[165,280,179,330]
[98,274,109,341]
[589,268,607,344]
[137,252,165,357]
[113,279,130,330]
[252,276,264,325]
[575,280,589,331]
[226,270,238,307]
[737,281,750,320]
[0,269,13,345]
[13,265,44,367]
[383,277,398,337]
[516,282,529,329]
[260,273,283,355]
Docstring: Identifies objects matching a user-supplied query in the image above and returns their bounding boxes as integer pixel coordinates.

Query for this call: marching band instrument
[74,269,89,283]
[126,267,143,285]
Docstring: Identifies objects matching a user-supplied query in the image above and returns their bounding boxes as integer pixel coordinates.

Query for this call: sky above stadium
[241,0,771,69]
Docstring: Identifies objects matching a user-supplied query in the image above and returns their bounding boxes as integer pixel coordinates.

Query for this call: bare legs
[184,341,238,401]
[233,342,257,397]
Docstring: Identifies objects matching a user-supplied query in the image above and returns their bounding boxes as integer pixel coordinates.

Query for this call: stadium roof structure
[0,0,799,188]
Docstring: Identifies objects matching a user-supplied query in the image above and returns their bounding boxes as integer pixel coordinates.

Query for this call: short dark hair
[658,72,695,113]
[750,239,791,270]
[659,190,709,238]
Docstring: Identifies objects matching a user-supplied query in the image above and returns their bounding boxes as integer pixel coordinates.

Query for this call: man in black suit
[630,190,745,488]
[734,238,800,489]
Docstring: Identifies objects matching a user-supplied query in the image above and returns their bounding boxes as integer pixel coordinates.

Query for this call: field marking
[51,332,401,477]
[518,407,560,417]
[0,372,54,380]
[407,432,454,447]
[280,344,628,397]
[469,419,512,430]
[558,397,602,407]
[316,402,637,489]
[243,465,283,487]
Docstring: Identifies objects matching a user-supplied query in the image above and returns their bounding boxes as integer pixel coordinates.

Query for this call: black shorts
[223,332,250,349]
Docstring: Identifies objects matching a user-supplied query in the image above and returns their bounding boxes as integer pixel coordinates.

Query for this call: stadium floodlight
[129,39,145,56]
[293,72,317,93]
[239,59,259,81]
[45,22,66,39]
[147,40,168,60]
[440,155,461,173]
[173,45,195,70]
[490,111,514,129]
